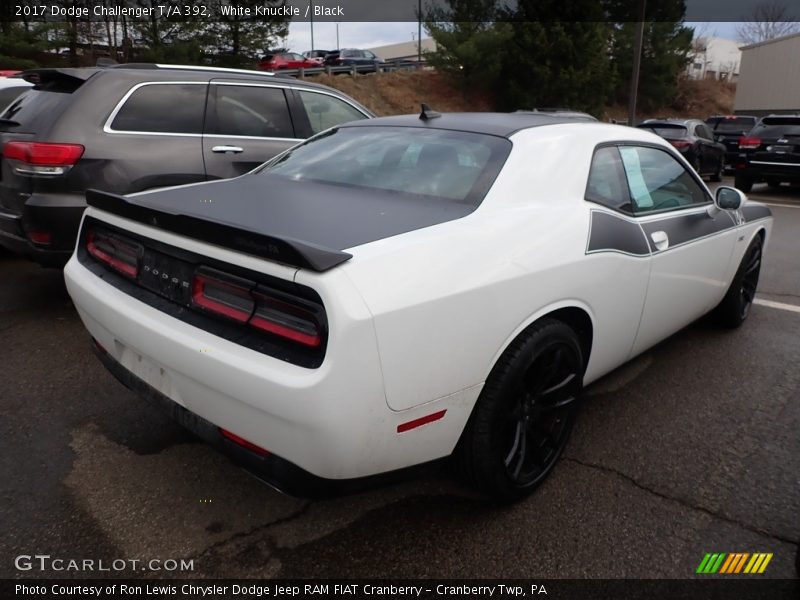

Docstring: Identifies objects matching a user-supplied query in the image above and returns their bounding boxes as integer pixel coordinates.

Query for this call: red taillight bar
[669,140,691,149]
[192,273,254,324]
[86,230,140,278]
[3,141,84,165]
[739,136,761,150]
[191,271,323,348]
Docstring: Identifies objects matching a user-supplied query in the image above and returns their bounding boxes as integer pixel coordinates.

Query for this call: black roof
[341,112,596,138]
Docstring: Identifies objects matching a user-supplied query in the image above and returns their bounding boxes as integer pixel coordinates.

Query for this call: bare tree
[736,0,800,45]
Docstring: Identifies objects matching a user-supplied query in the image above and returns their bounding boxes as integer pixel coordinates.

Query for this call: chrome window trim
[750,161,800,166]
[210,81,372,119]
[103,79,370,139]
[103,81,208,136]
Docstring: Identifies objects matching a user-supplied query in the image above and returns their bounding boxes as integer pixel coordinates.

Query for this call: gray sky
[285,21,743,53]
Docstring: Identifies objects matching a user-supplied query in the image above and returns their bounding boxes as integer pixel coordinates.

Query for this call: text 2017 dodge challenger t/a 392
[64,110,772,500]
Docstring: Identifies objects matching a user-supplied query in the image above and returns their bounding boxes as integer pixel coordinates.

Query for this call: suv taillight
[2,141,84,176]
[86,229,142,278]
[738,136,762,150]
[669,140,691,149]
[191,268,323,348]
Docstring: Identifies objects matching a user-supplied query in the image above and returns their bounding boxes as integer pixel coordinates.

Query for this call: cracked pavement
[1,179,798,579]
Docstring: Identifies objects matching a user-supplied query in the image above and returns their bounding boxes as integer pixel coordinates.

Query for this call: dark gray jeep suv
[0,64,373,265]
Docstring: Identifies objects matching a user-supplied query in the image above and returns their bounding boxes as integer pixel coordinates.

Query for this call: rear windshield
[0,77,82,133]
[707,117,756,132]
[258,126,511,205]
[637,124,687,139]
[752,118,800,138]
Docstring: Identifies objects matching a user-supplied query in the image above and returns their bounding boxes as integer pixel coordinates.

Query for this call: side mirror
[715,186,745,211]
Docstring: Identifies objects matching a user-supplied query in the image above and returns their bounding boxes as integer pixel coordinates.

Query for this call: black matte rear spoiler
[85,189,352,272]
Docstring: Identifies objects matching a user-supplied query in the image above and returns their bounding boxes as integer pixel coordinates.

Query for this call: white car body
[64,116,772,492]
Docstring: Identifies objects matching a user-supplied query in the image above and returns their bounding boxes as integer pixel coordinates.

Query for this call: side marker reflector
[219,428,270,457]
[397,409,447,433]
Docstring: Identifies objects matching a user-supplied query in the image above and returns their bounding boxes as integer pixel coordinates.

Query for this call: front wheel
[456,318,583,501]
[714,235,763,328]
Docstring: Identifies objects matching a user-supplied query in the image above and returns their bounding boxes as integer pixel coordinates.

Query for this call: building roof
[740,31,800,51]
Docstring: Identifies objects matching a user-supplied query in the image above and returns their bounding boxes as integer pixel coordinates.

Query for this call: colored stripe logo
[696,552,773,574]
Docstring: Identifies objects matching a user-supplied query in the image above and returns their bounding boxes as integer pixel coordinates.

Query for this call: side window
[111,83,206,133]
[364,50,377,59]
[696,124,712,140]
[585,146,633,213]
[298,91,368,134]
[618,146,709,214]
[207,85,294,138]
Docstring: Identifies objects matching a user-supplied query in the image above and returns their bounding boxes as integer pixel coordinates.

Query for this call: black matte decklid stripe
[85,189,353,272]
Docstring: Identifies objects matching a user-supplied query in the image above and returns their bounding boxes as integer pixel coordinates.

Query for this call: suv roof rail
[108,63,277,77]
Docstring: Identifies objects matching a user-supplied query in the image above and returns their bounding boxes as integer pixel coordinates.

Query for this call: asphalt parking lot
[1,177,798,580]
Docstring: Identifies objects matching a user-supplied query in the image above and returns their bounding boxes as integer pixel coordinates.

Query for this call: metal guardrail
[275,60,426,78]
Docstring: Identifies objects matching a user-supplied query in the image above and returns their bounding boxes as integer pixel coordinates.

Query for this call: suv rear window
[751,117,800,138]
[0,78,81,134]
[707,117,756,132]
[111,83,206,134]
[637,124,688,139]
[259,126,511,205]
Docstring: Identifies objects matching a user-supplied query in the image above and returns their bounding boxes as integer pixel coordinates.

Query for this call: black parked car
[734,114,800,192]
[323,49,385,67]
[705,114,758,170]
[636,119,726,181]
[0,63,372,266]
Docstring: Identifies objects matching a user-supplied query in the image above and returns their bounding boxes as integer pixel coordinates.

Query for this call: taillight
[86,229,142,278]
[250,291,322,348]
[2,141,84,176]
[739,136,762,150]
[669,140,692,149]
[192,270,255,324]
[191,269,323,348]
[26,230,52,245]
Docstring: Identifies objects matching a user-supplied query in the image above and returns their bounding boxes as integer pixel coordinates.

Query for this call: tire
[692,156,703,178]
[457,318,583,502]
[714,235,763,328]
[734,173,753,192]
[710,158,723,182]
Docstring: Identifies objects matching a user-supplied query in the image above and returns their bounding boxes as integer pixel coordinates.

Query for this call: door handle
[650,230,669,251]
[211,145,244,154]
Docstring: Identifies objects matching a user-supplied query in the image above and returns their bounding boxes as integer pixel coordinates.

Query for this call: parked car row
[634,113,800,191]
[0,63,373,266]
[258,49,386,72]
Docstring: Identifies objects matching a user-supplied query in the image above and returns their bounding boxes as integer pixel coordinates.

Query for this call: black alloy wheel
[500,340,581,487]
[714,235,763,328]
[738,239,762,321]
[457,318,583,501]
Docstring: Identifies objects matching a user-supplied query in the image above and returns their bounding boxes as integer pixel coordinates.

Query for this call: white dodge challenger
[64,110,772,500]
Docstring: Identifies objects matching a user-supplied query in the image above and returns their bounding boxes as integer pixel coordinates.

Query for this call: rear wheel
[734,173,753,192]
[714,235,762,328]
[457,318,583,501]
[710,158,723,182]
[692,157,703,178]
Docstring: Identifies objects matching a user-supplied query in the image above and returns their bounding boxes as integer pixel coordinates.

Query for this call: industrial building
[734,32,800,115]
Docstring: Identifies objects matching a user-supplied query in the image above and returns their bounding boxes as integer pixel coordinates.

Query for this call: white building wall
[688,37,742,81]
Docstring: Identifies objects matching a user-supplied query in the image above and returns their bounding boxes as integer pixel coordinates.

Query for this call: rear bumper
[93,341,430,498]
[0,192,85,266]
[739,161,800,182]
[64,251,474,481]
